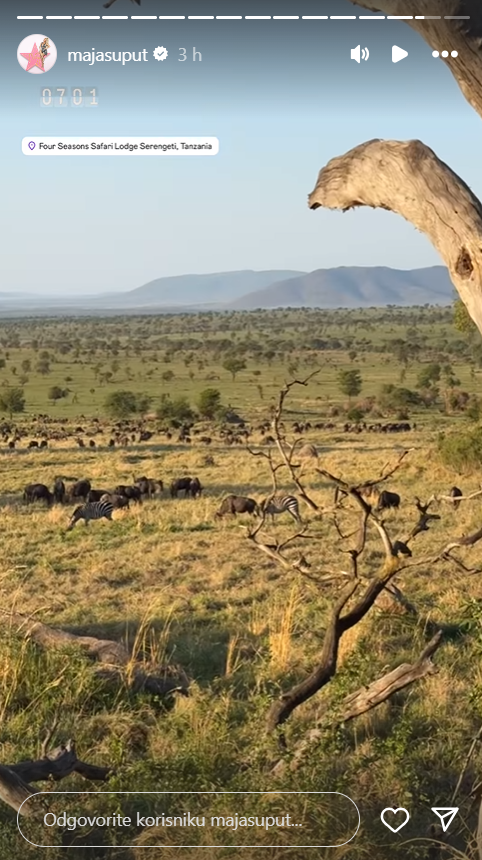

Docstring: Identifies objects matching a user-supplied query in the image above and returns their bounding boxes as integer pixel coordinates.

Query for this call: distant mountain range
[227,266,455,310]
[0,266,455,315]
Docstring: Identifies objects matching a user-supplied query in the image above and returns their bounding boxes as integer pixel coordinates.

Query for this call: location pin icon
[28,141,36,150]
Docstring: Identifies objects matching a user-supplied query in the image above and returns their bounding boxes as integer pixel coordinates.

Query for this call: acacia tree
[310,1,482,335]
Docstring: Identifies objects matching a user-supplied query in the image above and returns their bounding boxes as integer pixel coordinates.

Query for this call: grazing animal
[27,440,39,449]
[67,500,114,530]
[216,495,259,517]
[189,477,203,498]
[115,484,142,503]
[359,486,400,511]
[68,479,92,502]
[40,440,48,449]
[260,494,302,523]
[100,492,130,509]
[377,490,401,511]
[53,478,66,504]
[87,489,110,503]
[135,476,162,498]
[449,486,463,510]
[170,477,192,498]
[23,483,53,505]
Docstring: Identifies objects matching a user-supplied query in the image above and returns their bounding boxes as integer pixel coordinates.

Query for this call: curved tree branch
[309,138,482,334]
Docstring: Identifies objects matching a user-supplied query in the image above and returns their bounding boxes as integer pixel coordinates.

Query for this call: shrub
[347,407,364,423]
[156,395,195,424]
[438,426,482,472]
[104,390,138,419]
[197,388,222,420]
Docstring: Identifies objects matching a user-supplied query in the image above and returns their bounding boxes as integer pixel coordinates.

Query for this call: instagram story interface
[3,1,482,858]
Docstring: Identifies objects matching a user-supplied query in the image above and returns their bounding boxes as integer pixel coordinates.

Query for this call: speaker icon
[351,45,369,63]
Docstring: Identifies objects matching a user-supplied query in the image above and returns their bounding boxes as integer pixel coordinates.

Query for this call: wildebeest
[68,479,92,502]
[115,484,142,503]
[23,483,53,505]
[377,490,401,511]
[189,477,202,498]
[100,492,130,509]
[87,488,110,503]
[359,486,400,511]
[53,478,66,504]
[170,477,192,498]
[216,495,259,517]
[27,440,39,449]
[449,486,463,509]
[135,476,163,498]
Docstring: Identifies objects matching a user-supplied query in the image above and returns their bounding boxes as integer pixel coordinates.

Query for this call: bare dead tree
[246,384,482,746]
[271,373,320,511]
[311,3,482,335]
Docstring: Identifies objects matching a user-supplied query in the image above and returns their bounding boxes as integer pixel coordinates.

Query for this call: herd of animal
[17,471,467,533]
[22,475,204,530]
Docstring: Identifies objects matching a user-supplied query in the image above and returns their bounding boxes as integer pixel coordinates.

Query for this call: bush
[156,395,195,425]
[380,385,422,413]
[104,390,138,419]
[197,388,223,420]
[347,407,364,423]
[438,425,482,472]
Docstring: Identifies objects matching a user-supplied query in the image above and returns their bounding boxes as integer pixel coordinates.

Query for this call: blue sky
[3,0,481,294]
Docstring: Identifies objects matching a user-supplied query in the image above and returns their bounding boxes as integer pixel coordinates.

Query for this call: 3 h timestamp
[40,87,98,108]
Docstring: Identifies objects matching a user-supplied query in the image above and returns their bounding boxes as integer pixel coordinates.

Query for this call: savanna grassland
[1,306,482,860]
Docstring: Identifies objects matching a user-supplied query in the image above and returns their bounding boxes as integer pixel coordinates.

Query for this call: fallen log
[0,739,111,815]
[272,631,444,776]
[2,610,189,698]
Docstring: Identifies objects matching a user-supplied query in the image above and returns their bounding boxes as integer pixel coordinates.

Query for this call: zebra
[66,500,114,531]
[260,494,302,523]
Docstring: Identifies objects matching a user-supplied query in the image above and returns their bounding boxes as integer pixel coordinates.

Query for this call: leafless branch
[271,373,321,511]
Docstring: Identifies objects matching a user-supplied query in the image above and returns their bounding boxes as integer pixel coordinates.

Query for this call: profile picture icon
[17,34,57,73]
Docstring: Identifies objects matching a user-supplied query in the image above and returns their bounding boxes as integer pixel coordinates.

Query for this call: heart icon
[380,807,410,833]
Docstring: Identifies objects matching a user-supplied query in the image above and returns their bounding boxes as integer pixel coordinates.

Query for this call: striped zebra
[67,500,114,531]
[260,494,302,524]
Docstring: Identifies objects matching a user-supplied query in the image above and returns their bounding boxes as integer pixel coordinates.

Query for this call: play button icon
[392,45,408,63]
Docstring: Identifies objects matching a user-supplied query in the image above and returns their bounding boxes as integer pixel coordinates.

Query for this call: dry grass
[2,433,482,857]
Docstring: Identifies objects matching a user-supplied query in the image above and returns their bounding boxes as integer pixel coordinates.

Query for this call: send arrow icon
[431,808,459,832]
[392,45,408,63]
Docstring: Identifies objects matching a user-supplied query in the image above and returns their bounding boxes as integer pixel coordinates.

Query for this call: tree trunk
[2,611,189,698]
[0,739,111,815]
[315,2,482,334]
[309,138,482,335]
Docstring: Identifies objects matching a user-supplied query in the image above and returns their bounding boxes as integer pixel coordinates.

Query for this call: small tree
[417,363,441,389]
[157,395,195,425]
[0,387,25,419]
[36,359,50,376]
[197,388,222,420]
[104,390,138,419]
[222,356,246,382]
[137,394,153,416]
[338,369,362,403]
[48,385,68,403]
